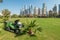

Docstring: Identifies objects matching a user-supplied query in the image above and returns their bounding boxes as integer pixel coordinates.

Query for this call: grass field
[0,18,60,40]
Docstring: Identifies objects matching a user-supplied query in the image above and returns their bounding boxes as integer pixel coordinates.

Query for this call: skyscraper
[49,10,53,17]
[34,7,36,16]
[59,4,60,15]
[28,4,33,17]
[34,7,38,17]
[23,5,26,16]
[20,9,22,16]
[53,4,57,17]
[21,5,28,17]
[29,5,31,13]
[42,3,47,16]
[38,8,40,17]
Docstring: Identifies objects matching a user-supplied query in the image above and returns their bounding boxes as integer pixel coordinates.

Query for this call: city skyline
[0,0,60,14]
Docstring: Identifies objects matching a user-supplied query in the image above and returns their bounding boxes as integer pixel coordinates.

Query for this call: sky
[0,0,60,15]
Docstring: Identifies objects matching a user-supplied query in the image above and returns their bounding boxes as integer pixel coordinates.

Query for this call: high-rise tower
[59,4,60,15]
[53,4,57,17]
[28,4,33,17]
[38,8,40,17]
[42,3,47,16]
[34,7,38,17]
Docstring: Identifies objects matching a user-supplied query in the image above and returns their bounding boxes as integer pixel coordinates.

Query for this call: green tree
[23,20,42,35]
[53,13,57,18]
[2,9,11,21]
[11,14,18,18]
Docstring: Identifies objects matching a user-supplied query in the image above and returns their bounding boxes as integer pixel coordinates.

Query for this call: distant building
[0,12,2,16]
[34,7,38,17]
[38,8,40,17]
[20,9,22,16]
[23,5,27,16]
[20,9,23,16]
[28,5,33,17]
[59,4,60,15]
[53,4,57,17]
[20,5,29,17]
[34,7,36,16]
[42,3,47,16]
[49,10,53,17]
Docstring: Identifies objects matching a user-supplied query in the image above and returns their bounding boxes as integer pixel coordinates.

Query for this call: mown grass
[0,18,60,40]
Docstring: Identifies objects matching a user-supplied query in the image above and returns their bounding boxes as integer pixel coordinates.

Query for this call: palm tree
[23,20,42,36]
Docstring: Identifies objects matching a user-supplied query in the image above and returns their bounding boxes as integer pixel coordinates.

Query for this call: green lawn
[0,18,60,40]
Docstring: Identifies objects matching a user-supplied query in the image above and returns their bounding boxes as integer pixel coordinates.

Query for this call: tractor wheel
[4,27,11,31]
[14,29,20,34]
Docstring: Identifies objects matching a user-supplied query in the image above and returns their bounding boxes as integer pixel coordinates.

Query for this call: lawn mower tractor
[4,20,23,34]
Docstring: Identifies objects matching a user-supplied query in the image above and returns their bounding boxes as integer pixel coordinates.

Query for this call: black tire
[14,29,20,34]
